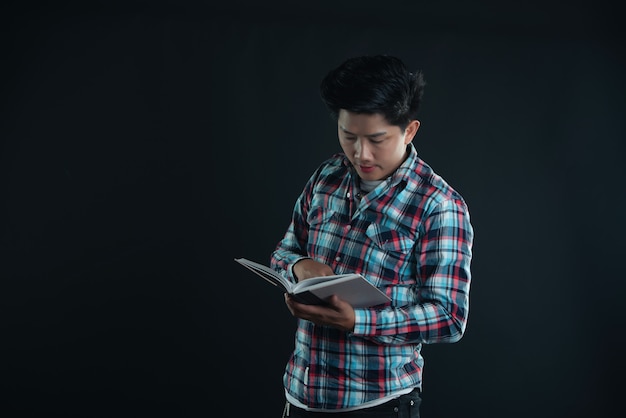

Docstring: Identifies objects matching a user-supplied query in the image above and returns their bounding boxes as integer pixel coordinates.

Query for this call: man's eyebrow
[340,127,387,138]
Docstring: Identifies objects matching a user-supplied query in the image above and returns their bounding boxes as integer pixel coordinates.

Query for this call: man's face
[337,110,419,181]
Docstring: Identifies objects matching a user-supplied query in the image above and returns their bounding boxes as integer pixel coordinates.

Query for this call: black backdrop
[2,1,624,417]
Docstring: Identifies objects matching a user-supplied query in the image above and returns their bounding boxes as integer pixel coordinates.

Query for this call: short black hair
[319,55,425,130]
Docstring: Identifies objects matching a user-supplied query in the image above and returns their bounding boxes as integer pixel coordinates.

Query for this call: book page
[292,274,354,289]
[234,258,293,292]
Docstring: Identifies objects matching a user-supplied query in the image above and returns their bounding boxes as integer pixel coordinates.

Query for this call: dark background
[2,1,624,417]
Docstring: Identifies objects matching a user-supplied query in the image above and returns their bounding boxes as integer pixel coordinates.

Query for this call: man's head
[320,55,425,181]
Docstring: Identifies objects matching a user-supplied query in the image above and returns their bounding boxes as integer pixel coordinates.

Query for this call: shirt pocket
[366,223,415,255]
[307,193,347,227]
[307,206,335,226]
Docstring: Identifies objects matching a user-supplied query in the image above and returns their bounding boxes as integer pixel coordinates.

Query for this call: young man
[271,55,474,417]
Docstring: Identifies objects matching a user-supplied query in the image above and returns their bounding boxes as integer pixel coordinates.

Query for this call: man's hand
[293,258,334,281]
[284,294,356,332]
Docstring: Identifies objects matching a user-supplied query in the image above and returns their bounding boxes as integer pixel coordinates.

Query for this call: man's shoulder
[315,153,350,176]
[322,152,347,167]
[407,158,468,208]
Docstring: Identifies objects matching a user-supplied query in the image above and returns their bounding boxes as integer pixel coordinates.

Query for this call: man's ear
[404,120,420,144]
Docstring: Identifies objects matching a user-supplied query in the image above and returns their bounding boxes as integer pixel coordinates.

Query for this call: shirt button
[393,407,399,412]
[345,225,351,231]
[335,256,341,262]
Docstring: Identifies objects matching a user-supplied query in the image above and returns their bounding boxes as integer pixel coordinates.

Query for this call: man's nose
[354,139,372,160]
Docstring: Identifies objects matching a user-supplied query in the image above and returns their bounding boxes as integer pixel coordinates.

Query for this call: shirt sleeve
[270,166,321,282]
[351,197,474,345]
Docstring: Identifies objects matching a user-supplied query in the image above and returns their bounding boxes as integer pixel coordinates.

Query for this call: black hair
[319,55,425,130]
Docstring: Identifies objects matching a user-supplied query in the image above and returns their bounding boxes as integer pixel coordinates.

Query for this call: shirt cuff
[350,308,373,336]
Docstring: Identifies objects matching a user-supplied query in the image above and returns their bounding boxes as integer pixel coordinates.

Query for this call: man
[271,55,474,417]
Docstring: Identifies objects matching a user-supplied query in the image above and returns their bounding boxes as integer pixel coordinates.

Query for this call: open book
[234,258,391,308]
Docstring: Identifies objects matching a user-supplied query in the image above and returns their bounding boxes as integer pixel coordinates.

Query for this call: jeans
[282,389,421,418]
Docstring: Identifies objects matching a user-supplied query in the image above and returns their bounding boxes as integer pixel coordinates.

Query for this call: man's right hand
[293,258,334,282]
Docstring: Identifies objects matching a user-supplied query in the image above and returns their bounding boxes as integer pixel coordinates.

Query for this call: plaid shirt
[271,143,474,410]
